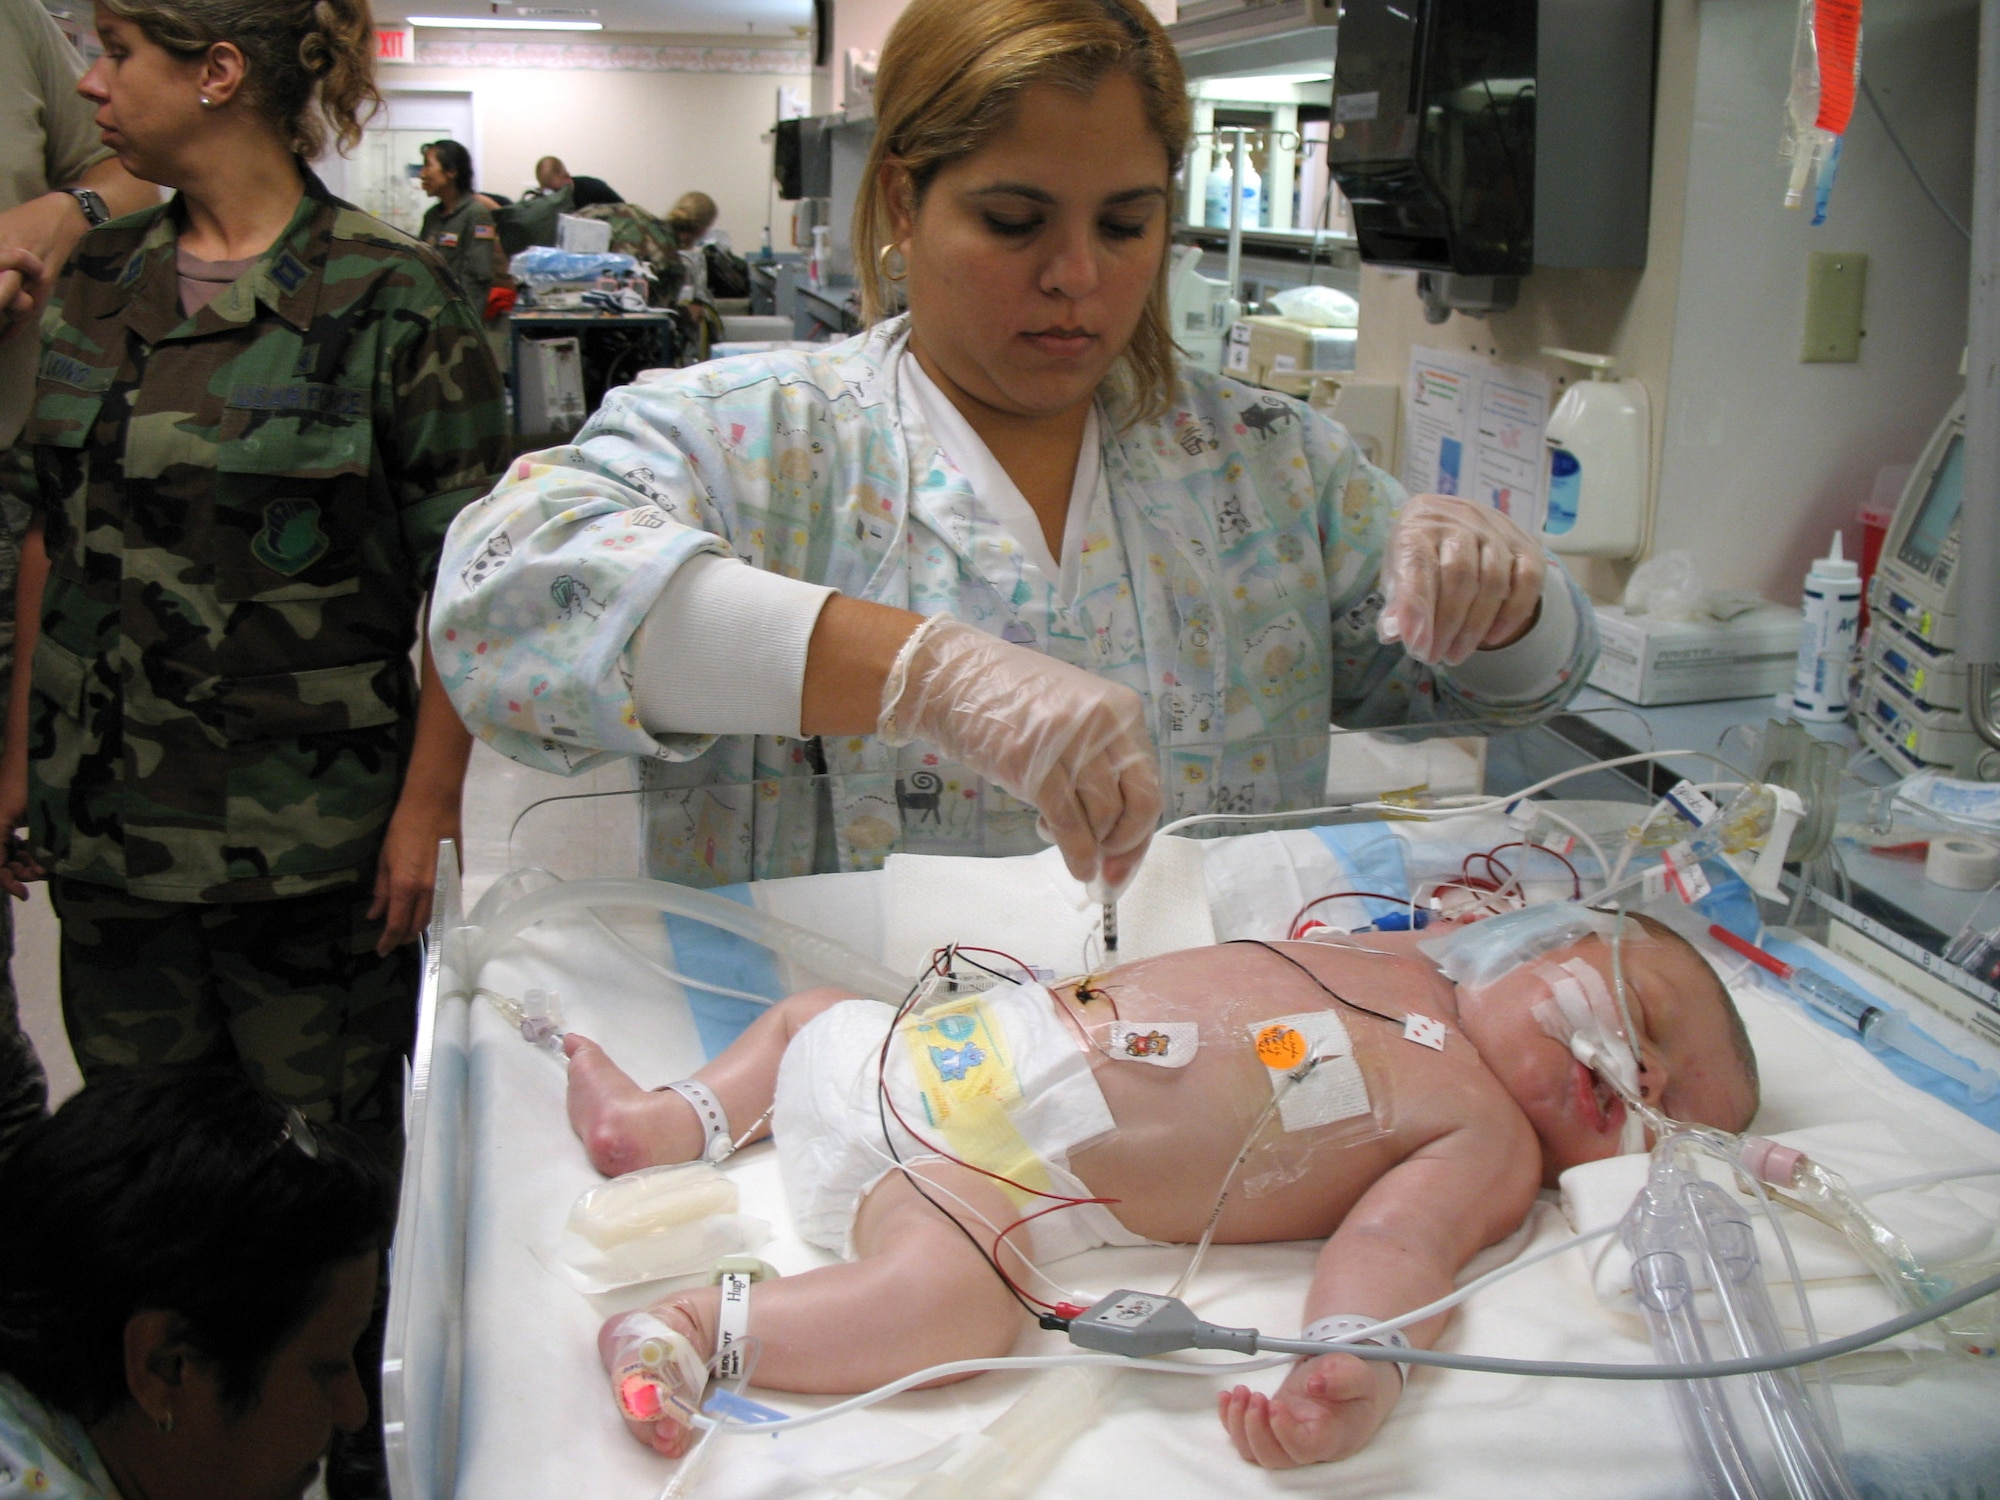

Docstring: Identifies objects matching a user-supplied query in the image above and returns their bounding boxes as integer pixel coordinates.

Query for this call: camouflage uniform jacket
[418,193,500,309]
[10,170,506,902]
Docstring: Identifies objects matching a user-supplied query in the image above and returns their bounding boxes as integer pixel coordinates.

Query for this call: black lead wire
[1230,938,1408,1031]
[873,950,1047,1320]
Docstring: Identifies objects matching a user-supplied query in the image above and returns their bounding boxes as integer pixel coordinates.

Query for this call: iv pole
[1963,0,2000,749]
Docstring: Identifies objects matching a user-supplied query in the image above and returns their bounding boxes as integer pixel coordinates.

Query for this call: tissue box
[1224,315,1356,388]
[1589,603,1802,706]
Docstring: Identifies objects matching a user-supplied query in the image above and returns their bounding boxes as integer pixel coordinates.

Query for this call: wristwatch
[60,187,109,226]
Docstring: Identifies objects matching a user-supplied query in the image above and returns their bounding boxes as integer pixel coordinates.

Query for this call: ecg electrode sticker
[1105,1021,1199,1067]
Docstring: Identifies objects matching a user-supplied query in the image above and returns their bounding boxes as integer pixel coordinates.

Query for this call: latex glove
[1375,493,1546,666]
[878,616,1160,893]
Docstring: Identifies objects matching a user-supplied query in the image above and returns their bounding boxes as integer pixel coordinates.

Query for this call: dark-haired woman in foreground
[0,1067,395,1500]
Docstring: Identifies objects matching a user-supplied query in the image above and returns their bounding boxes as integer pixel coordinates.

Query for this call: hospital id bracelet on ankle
[659,1078,735,1163]
[1300,1315,1411,1386]
[709,1256,775,1379]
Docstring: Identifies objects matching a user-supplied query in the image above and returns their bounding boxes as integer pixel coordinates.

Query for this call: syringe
[1709,926,2000,1102]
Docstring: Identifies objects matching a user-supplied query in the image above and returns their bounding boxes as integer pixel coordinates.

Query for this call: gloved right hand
[878,616,1161,894]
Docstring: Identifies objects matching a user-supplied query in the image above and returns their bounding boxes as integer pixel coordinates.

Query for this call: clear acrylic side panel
[384,839,470,1500]
[501,710,1668,885]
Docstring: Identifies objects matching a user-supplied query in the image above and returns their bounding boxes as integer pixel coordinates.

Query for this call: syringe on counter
[1708,926,2000,1103]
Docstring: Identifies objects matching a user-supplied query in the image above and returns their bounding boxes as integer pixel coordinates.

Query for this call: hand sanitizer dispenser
[1541,347,1650,560]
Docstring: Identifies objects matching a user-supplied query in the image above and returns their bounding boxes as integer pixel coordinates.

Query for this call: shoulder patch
[472,223,496,240]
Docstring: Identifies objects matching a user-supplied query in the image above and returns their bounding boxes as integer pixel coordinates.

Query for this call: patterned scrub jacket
[431,317,1594,886]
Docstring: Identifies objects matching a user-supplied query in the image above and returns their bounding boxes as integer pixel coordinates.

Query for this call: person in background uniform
[0,1066,393,1500]
[0,0,506,1174]
[665,190,718,249]
[0,0,157,1163]
[534,154,622,208]
[416,138,498,310]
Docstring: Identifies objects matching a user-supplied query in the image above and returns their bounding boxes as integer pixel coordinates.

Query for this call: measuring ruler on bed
[1788,880,2000,1051]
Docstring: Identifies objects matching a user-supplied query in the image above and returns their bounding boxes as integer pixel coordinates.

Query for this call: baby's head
[1444,912,1759,1185]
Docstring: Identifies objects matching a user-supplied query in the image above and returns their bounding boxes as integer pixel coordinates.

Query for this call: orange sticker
[1255,1023,1307,1070]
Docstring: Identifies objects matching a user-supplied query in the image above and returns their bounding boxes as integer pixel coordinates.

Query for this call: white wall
[385,43,805,252]
[1354,0,1977,607]
[1654,0,1975,599]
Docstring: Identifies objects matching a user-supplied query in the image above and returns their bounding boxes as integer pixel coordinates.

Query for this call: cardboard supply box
[1589,603,1803,706]
[1224,314,1356,389]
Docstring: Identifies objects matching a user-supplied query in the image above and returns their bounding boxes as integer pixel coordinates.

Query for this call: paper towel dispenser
[1327,0,1655,320]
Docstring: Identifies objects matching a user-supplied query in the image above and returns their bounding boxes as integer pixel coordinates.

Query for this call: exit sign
[377,24,416,63]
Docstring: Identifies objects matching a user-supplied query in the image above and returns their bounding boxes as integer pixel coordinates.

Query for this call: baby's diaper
[772,984,1153,1263]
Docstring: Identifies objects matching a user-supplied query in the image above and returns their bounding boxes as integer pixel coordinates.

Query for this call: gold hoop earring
[877,242,907,284]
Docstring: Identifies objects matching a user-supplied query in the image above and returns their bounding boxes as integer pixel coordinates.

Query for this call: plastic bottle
[1203,163,1232,227]
[807,224,829,291]
[1237,157,1263,228]
[1203,156,1262,229]
[1789,532,1861,721]
[1539,348,1649,558]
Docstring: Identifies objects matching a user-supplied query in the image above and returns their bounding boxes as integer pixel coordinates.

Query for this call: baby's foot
[599,1300,711,1458]
[563,1034,705,1175]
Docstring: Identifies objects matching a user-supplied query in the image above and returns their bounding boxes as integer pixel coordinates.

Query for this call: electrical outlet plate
[1802,250,1867,363]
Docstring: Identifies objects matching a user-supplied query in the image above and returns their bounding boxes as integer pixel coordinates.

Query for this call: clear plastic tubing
[1683,1178,1861,1500]
[1708,927,2000,1102]
[895,1365,1116,1500]
[1623,1152,1768,1500]
[466,877,911,1004]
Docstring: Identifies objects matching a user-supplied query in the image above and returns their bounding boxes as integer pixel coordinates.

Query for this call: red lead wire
[1707,924,1795,980]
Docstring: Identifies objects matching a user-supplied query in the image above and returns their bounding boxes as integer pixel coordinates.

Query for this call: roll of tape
[1925,835,2000,891]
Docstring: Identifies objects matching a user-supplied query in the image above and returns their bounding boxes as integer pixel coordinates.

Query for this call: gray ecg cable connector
[1064,1290,1258,1357]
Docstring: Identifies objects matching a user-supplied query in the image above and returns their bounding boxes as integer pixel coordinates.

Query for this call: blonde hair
[854,0,1191,423]
[101,0,382,159]
[668,191,719,247]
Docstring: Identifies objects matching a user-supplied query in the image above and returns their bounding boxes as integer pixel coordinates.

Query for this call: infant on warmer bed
[564,917,1756,1469]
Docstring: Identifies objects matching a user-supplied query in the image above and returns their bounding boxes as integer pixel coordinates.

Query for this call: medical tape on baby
[1260,1010,1370,1131]
[1301,1314,1411,1386]
[606,1311,708,1425]
[900,994,1053,1207]
[1529,959,1647,1152]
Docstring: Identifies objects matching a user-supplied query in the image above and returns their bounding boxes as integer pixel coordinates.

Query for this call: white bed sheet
[438,826,2000,1500]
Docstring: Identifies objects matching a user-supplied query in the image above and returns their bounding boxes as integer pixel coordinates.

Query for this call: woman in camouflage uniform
[416,137,499,312]
[0,0,506,1165]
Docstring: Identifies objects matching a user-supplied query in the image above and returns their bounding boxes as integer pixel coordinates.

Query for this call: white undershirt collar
[900,349,1103,605]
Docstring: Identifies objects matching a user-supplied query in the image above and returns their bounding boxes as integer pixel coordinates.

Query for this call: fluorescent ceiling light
[405,15,604,29]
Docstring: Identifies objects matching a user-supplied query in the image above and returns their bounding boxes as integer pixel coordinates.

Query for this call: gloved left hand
[1375,493,1546,666]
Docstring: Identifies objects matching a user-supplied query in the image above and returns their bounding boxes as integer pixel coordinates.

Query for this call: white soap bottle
[1789,532,1862,721]
[1540,347,1650,557]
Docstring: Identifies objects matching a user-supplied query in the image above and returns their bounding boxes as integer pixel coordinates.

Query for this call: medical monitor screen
[1897,432,1964,576]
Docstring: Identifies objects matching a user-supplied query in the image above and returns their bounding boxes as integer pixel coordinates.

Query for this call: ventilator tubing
[464,876,910,1003]
[1623,1142,1862,1500]
[1748,1146,1999,1359]
[893,1366,1118,1500]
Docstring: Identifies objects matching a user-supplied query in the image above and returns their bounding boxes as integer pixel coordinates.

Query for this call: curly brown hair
[100,0,383,159]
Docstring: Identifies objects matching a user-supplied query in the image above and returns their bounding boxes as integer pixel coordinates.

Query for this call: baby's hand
[1217,1351,1398,1468]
